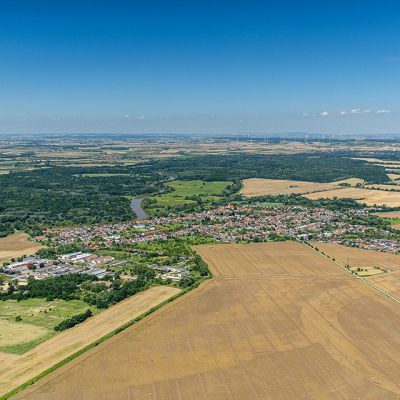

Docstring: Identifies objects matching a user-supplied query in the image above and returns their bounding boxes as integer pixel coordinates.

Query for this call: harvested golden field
[305,187,400,207]
[16,242,400,400]
[333,177,364,186]
[0,233,44,264]
[194,241,344,277]
[374,210,400,219]
[365,184,400,191]
[351,157,388,163]
[241,178,340,197]
[369,271,400,300]
[0,286,179,398]
[388,173,400,181]
[310,242,400,271]
[376,164,400,169]
[351,157,400,165]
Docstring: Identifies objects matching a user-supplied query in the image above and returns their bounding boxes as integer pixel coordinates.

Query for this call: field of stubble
[15,242,400,400]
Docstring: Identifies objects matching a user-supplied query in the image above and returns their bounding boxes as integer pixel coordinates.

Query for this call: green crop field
[0,298,97,354]
[153,180,231,207]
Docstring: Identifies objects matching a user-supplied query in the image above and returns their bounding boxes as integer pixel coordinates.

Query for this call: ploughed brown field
[15,241,400,399]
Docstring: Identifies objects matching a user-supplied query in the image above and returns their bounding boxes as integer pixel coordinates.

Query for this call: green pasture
[0,298,97,354]
[153,180,231,207]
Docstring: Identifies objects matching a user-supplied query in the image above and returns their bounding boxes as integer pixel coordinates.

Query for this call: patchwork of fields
[373,211,400,230]
[16,241,400,399]
[304,187,400,207]
[241,177,400,207]
[310,242,400,271]
[374,211,400,219]
[0,286,180,398]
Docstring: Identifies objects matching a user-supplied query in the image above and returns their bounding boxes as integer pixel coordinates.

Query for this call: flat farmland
[241,178,340,197]
[374,210,400,219]
[365,184,400,191]
[0,298,97,354]
[0,286,179,398]
[387,173,400,181]
[194,241,344,277]
[0,233,44,264]
[305,187,400,207]
[153,180,231,207]
[16,242,400,400]
[373,211,400,230]
[310,242,400,271]
[368,272,400,300]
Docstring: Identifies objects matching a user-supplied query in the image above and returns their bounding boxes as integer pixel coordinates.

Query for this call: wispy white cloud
[316,108,392,116]
[123,114,146,120]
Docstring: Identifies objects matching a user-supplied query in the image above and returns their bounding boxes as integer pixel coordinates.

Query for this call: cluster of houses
[329,238,399,253]
[1,203,396,291]
[1,252,116,284]
[45,204,399,254]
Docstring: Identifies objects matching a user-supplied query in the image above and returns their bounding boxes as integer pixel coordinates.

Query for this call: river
[130,198,148,220]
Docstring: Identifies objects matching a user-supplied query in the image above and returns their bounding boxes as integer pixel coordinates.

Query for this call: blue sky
[0,0,400,134]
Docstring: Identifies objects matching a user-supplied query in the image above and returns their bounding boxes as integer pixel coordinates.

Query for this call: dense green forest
[0,152,389,236]
[147,153,389,183]
[0,168,166,236]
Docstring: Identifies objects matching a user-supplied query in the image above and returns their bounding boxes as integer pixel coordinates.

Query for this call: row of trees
[54,309,92,331]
